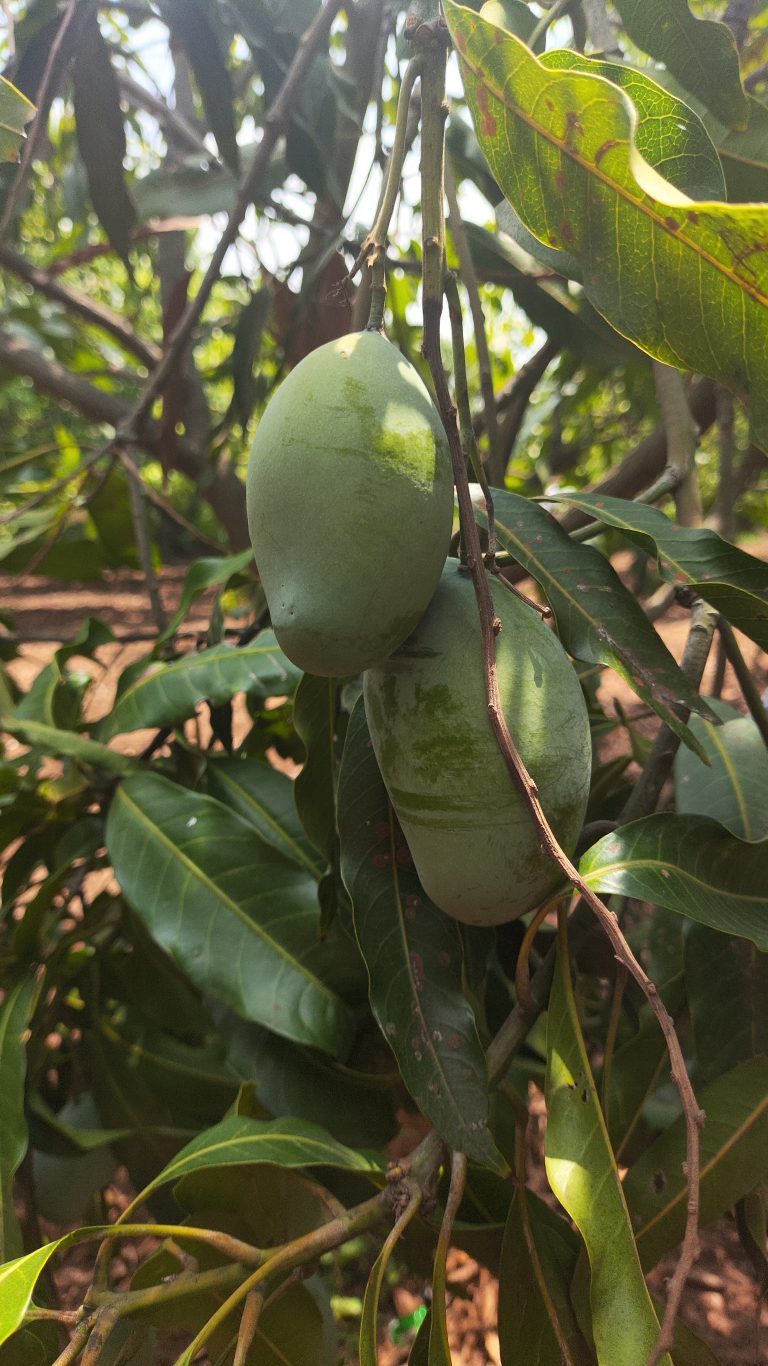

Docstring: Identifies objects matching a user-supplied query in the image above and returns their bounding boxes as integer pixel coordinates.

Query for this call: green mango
[247,331,453,676]
[363,562,592,925]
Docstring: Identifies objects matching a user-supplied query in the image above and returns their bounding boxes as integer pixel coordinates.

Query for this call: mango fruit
[363,562,591,925]
[246,330,453,676]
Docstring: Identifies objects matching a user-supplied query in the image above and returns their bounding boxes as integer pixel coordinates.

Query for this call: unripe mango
[246,331,453,676]
[363,563,591,925]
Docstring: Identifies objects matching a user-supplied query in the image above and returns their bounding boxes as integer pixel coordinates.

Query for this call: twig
[529,0,571,47]
[430,1152,467,1355]
[514,896,560,1019]
[233,1288,266,1366]
[0,0,83,238]
[351,55,422,284]
[444,158,503,482]
[445,273,496,559]
[652,363,702,527]
[418,30,703,1365]
[51,1318,94,1366]
[80,1307,120,1366]
[718,618,768,749]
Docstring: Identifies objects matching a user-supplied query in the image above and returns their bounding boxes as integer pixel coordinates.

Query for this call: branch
[417,29,702,1365]
[117,71,212,161]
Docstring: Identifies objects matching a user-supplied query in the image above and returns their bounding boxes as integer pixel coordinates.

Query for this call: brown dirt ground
[3,559,768,1364]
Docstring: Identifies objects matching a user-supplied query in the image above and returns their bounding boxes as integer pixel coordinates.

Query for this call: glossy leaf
[206,757,321,877]
[498,1186,591,1365]
[72,11,137,266]
[1,718,135,775]
[613,0,747,129]
[134,1113,381,1206]
[294,674,337,863]
[338,702,504,1171]
[156,0,239,172]
[675,711,768,840]
[156,550,253,647]
[445,2,768,448]
[485,491,714,755]
[551,494,768,651]
[106,773,354,1055]
[545,922,664,1364]
[625,1057,768,1269]
[0,979,36,1262]
[580,815,768,949]
[685,925,768,1083]
[0,77,34,162]
[97,632,301,739]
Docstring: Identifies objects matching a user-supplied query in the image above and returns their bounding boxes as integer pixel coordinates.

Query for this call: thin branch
[0,0,83,237]
[51,1318,93,1366]
[445,273,496,559]
[529,0,570,47]
[233,1288,266,1366]
[652,363,702,527]
[718,618,768,749]
[418,33,703,1365]
[350,55,422,283]
[430,1151,467,1353]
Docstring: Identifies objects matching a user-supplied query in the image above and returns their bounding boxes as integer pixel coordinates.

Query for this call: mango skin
[363,563,591,925]
[246,331,453,676]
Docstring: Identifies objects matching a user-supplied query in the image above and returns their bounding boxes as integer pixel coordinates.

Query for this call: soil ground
[3,560,768,1364]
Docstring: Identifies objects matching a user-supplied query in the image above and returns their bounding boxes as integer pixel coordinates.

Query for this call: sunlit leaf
[156,550,254,647]
[0,77,34,163]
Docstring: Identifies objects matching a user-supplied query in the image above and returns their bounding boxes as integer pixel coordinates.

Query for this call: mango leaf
[15,616,113,728]
[105,774,354,1055]
[0,1227,137,1348]
[2,718,136,775]
[294,674,337,863]
[0,77,34,162]
[580,814,768,949]
[675,711,768,840]
[0,979,37,1263]
[156,0,239,172]
[546,922,664,1363]
[445,2,768,449]
[133,1113,381,1207]
[653,75,768,203]
[625,1057,768,1269]
[551,494,768,651]
[480,0,540,49]
[498,1186,591,1365]
[612,0,748,130]
[338,702,504,1172]
[685,925,768,1083]
[0,1321,59,1365]
[156,550,253,647]
[72,11,137,267]
[485,491,715,755]
[97,633,301,739]
[606,978,686,1158]
[206,757,321,878]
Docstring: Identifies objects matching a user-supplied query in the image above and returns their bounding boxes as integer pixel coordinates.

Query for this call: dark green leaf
[105,774,354,1054]
[0,78,34,162]
[156,550,253,647]
[338,702,504,1171]
[206,757,321,876]
[0,979,36,1262]
[359,1194,422,1366]
[625,1058,768,1268]
[2,718,136,775]
[606,977,686,1158]
[580,815,768,948]
[229,288,272,429]
[613,0,748,129]
[675,710,768,839]
[97,632,301,739]
[685,925,768,1083]
[0,1321,60,1366]
[551,494,768,651]
[545,925,664,1363]
[486,491,714,755]
[445,2,768,447]
[156,0,239,172]
[294,674,337,863]
[498,1187,591,1365]
[72,11,137,266]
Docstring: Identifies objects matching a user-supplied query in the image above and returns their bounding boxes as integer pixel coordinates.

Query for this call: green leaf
[156,550,254,647]
[206,758,321,877]
[105,774,354,1055]
[653,76,768,203]
[15,616,113,728]
[133,1113,381,1207]
[485,491,714,755]
[445,2,768,447]
[613,0,748,129]
[156,0,239,172]
[338,702,504,1172]
[0,77,34,163]
[625,1057,768,1269]
[72,11,137,266]
[685,925,768,1083]
[675,712,768,839]
[294,675,337,863]
[551,494,768,651]
[580,815,768,949]
[605,978,686,1158]
[545,922,665,1365]
[359,1195,422,1366]
[498,1187,591,1365]
[0,979,37,1262]
[1,718,135,775]
[480,1,541,49]
[97,633,301,739]
[0,1320,60,1365]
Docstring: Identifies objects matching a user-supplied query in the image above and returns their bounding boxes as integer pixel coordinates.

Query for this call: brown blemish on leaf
[476,84,498,138]
[595,138,620,167]
[664,216,680,232]
[561,219,575,245]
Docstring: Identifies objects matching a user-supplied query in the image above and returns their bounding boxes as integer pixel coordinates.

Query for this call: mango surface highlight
[246,331,453,676]
[363,562,591,925]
